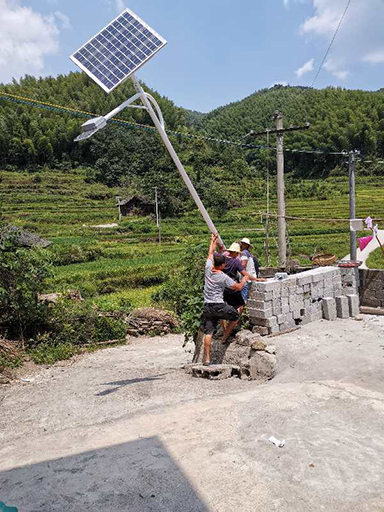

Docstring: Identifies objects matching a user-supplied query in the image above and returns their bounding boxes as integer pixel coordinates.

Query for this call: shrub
[40,298,127,347]
[153,242,206,343]
[49,244,103,266]
[0,236,51,339]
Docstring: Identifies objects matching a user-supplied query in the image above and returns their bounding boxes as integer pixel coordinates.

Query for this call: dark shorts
[224,289,245,309]
[203,302,239,335]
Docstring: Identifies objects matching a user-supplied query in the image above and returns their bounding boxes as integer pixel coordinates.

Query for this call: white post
[131,75,225,250]
[155,186,161,244]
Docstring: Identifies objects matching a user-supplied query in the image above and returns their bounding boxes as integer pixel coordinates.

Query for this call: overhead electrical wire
[310,0,353,88]
[0,89,348,156]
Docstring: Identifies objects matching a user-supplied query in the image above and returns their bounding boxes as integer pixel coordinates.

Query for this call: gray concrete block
[311,311,323,322]
[300,315,312,325]
[247,299,272,311]
[262,281,281,292]
[336,296,349,318]
[277,314,285,324]
[282,304,290,314]
[348,294,359,317]
[322,297,337,321]
[281,279,296,289]
[273,304,282,316]
[248,308,273,319]
[292,308,302,320]
[268,324,280,335]
[265,317,278,328]
[297,274,312,286]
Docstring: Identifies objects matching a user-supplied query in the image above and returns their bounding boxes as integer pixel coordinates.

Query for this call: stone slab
[322,297,337,321]
[348,294,359,317]
[336,296,349,319]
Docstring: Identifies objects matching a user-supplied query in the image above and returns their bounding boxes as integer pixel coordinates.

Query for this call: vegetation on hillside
[2,76,384,211]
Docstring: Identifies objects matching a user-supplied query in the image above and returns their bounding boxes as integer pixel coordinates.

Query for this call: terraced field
[1,169,384,309]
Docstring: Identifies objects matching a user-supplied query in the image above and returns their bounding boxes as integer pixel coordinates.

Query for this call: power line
[0,90,270,151]
[0,89,348,156]
[311,0,353,88]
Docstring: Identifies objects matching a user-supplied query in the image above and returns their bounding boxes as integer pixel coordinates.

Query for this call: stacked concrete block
[340,267,359,296]
[248,266,357,335]
[336,296,349,318]
[322,297,337,321]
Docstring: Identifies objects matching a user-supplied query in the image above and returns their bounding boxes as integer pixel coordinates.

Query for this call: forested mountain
[200,85,384,157]
[1,74,384,213]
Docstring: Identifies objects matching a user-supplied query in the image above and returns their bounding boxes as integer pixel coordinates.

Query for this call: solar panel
[70,8,167,93]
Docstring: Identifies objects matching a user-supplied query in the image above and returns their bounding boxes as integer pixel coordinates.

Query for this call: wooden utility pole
[246,115,310,267]
[154,187,161,244]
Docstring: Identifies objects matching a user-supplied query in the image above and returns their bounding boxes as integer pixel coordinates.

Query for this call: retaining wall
[359,269,384,308]
[248,266,359,335]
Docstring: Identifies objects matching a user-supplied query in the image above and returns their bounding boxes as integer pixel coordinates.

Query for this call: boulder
[192,329,277,381]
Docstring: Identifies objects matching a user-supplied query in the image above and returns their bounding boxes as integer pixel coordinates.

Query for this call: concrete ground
[1,315,384,511]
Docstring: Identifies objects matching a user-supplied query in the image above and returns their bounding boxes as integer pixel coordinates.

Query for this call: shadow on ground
[96,374,167,396]
[0,437,208,512]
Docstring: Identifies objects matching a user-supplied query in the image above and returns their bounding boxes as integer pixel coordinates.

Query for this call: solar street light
[70,8,225,248]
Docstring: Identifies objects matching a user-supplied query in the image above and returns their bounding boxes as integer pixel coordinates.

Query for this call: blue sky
[1,0,384,112]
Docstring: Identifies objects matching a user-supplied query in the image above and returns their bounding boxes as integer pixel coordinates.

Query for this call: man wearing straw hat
[222,241,248,312]
[240,237,260,301]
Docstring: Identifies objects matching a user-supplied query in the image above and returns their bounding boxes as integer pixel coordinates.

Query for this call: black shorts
[203,302,239,335]
[223,289,245,309]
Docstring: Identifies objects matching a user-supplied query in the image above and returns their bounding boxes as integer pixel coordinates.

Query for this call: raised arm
[231,274,248,291]
[207,233,218,261]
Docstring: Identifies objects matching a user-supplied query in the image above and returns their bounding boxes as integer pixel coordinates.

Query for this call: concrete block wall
[339,267,360,296]
[248,266,359,335]
[359,269,384,308]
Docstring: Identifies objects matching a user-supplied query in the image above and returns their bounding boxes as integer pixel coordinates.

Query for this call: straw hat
[240,237,253,248]
[228,242,241,253]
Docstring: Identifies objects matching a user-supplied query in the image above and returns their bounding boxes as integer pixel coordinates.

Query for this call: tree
[36,136,53,164]
[0,235,51,339]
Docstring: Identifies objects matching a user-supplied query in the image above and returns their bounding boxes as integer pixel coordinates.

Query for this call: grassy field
[1,168,384,309]
[366,247,384,269]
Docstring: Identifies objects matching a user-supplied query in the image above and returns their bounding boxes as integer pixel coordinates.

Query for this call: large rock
[192,329,277,381]
[0,225,51,248]
[247,352,277,380]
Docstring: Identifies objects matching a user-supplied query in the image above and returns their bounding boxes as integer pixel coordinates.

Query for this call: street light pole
[349,151,357,261]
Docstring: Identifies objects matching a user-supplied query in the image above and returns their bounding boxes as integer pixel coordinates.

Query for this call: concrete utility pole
[274,112,286,267]
[245,115,310,267]
[349,151,358,261]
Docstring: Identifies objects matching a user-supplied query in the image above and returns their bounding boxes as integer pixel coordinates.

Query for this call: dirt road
[1,315,384,511]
